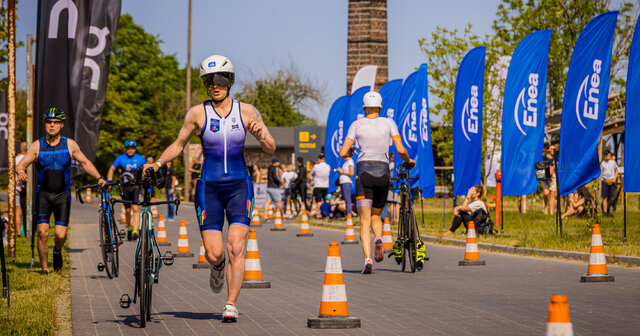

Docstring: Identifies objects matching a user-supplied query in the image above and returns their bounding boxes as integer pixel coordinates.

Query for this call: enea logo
[418,98,430,146]
[514,73,540,136]
[461,85,479,141]
[576,59,602,129]
[402,103,418,149]
[208,61,216,68]
[330,120,344,157]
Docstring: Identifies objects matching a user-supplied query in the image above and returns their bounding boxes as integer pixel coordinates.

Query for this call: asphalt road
[67,199,640,335]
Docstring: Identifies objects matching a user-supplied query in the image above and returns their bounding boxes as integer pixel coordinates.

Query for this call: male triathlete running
[16,108,107,273]
[143,55,276,322]
[339,92,414,274]
[107,140,146,240]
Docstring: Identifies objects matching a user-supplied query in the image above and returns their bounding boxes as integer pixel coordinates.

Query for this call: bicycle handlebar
[401,161,416,170]
[111,198,181,216]
[76,181,121,204]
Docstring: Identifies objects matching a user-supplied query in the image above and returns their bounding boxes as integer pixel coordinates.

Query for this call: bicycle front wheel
[109,212,120,277]
[100,213,114,279]
[407,212,418,273]
[139,216,149,327]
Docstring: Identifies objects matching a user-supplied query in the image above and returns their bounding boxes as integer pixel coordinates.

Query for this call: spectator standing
[541,145,557,215]
[189,154,203,202]
[281,164,298,206]
[310,155,331,204]
[15,141,27,236]
[163,160,177,220]
[600,150,618,217]
[267,158,283,213]
[336,148,355,217]
[293,157,308,209]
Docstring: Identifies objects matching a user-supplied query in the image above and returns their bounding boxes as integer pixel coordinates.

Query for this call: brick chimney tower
[347,0,388,94]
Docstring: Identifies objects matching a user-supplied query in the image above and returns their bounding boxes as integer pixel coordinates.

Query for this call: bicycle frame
[132,187,164,287]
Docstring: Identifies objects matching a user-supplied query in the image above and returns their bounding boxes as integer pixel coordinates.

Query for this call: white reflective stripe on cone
[245,259,262,271]
[179,227,187,234]
[465,244,479,253]
[345,229,355,235]
[302,214,308,221]
[246,239,258,251]
[546,323,573,336]
[591,234,603,246]
[178,239,189,246]
[589,253,606,265]
[325,256,343,274]
[467,230,476,239]
[301,223,309,229]
[321,284,347,302]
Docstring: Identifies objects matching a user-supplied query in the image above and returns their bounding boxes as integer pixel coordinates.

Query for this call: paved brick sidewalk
[69,201,640,335]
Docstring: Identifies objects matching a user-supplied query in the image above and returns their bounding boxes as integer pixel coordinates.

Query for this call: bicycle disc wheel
[100,213,113,279]
[400,213,407,272]
[292,197,301,217]
[110,213,120,277]
[408,212,418,273]
[139,216,148,327]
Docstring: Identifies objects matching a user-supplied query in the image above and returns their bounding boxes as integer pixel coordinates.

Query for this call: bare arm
[68,139,106,185]
[242,104,276,153]
[16,141,40,184]
[144,106,201,172]
[339,138,355,159]
[107,165,116,181]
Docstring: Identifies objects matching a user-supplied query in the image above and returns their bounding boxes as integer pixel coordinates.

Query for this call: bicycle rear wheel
[407,212,418,273]
[400,212,407,272]
[100,213,114,279]
[291,197,301,217]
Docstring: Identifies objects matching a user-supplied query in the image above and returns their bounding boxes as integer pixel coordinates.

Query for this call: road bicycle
[388,162,428,273]
[117,167,179,327]
[77,180,124,279]
[289,185,310,216]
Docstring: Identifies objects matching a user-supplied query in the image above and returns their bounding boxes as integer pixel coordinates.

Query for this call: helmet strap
[211,91,230,104]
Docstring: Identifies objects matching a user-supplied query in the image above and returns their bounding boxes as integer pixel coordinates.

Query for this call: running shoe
[392,239,403,264]
[53,248,63,271]
[374,236,384,262]
[416,240,427,271]
[222,304,238,322]
[361,258,373,274]
[209,259,225,294]
[132,230,139,240]
[41,269,50,275]
[127,227,132,241]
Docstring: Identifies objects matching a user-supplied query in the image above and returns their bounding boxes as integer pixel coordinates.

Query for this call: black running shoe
[127,229,132,241]
[132,231,139,240]
[53,248,63,271]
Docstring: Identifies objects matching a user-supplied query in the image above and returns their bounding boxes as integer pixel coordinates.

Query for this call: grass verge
[0,226,71,335]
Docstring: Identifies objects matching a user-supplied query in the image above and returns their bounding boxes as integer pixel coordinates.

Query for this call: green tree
[235,62,322,126]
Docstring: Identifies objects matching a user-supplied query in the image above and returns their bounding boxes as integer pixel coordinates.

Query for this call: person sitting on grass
[561,186,593,219]
[319,194,333,219]
[440,185,487,238]
[329,192,347,219]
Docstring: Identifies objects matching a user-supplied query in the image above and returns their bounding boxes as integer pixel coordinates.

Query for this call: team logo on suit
[210,119,220,132]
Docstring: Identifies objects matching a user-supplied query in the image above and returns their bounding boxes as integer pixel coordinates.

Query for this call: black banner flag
[35,0,121,169]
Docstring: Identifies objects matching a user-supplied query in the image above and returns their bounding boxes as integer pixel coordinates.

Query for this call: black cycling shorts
[36,190,71,226]
[121,184,140,208]
[356,171,390,209]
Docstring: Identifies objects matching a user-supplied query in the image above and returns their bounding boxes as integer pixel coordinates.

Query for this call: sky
[7,0,501,122]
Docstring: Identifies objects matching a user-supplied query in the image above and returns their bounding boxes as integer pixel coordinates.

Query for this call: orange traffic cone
[192,239,209,268]
[266,201,274,220]
[580,223,614,282]
[173,220,194,257]
[310,201,317,217]
[151,198,158,218]
[251,208,262,227]
[546,295,573,336]
[120,205,126,223]
[285,200,293,219]
[85,188,92,203]
[297,207,313,237]
[459,221,485,266]
[157,216,171,246]
[382,217,393,252]
[270,207,286,231]
[242,229,271,288]
[307,242,360,329]
[341,214,358,245]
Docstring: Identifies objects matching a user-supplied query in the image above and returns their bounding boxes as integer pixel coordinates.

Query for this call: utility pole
[6,0,16,257]
[183,0,192,201]
[26,34,34,243]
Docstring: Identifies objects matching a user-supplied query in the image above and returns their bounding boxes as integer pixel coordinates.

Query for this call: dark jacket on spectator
[267,165,281,188]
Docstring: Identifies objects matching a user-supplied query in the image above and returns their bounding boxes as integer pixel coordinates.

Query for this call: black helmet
[43,107,66,121]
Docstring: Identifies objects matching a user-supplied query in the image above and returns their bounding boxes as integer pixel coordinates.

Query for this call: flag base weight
[459,259,486,266]
[341,240,358,245]
[270,228,286,231]
[297,233,314,237]
[307,316,361,329]
[580,274,614,282]
[192,262,209,269]
[173,252,194,258]
[242,279,271,288]
[158,242,171,246]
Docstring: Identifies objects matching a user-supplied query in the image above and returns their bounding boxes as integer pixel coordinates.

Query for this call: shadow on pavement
[161,311,223,321]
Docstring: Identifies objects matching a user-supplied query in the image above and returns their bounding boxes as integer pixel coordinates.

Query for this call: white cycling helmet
[199,55,235,87]
[362,91,383,109]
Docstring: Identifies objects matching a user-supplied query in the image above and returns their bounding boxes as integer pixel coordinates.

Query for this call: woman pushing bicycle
[339,91,415,274]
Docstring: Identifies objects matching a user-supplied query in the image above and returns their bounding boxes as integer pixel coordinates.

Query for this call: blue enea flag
[324,95,350,193]
[558,11,618,195]
[379,79,403,119]
[501,30,552,196]
[394,71,420,186]
[625,14,640,192]
[414,64,436,197]
[453,47,486,196]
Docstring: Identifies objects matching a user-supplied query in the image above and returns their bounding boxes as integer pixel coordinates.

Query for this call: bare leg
[371,208,383,238]
[202,230,224,266]
[358,206,372,259]
[549,191,556,215]
[542,189,550,215]
[226,225,249,306]
[54,225,68,250]
[602,198,609,214]
[37,223,50,271]
[132,205,140,232]
[15,206,22,236]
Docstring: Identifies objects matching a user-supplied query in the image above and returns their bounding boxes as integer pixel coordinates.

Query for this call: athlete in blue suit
[144,55,276,322]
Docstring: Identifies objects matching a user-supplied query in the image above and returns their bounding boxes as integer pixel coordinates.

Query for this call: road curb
[307,220,640,266]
